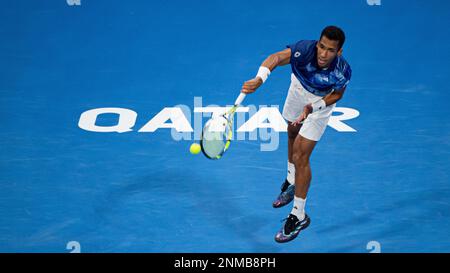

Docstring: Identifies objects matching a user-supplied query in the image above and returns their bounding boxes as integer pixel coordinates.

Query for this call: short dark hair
[320,26,346,49]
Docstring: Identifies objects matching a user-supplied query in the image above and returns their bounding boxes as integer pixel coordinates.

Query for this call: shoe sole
[272,198,294,208]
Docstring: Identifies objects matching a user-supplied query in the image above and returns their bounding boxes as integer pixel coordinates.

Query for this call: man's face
[316,36,342,68]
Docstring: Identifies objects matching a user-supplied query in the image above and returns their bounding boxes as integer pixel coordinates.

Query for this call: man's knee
[287,123,300,140]
[292,150,309,167]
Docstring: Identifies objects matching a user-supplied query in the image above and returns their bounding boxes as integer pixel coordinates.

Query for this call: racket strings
[201,113,235,159]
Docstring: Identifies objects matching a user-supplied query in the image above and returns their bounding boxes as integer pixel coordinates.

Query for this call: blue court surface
[1,0,449,253]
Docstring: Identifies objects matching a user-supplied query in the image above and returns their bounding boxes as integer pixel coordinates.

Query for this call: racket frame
[200,104,239,160]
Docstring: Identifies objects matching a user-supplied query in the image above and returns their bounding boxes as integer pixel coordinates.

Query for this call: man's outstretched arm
[241,48,291,94]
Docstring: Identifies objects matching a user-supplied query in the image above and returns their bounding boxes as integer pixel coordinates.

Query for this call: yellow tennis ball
[189,143,201,155]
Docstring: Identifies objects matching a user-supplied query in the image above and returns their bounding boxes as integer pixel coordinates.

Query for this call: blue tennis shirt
[287,40,352,96]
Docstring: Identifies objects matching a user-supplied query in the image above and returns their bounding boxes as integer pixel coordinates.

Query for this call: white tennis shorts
[282,74,335,142]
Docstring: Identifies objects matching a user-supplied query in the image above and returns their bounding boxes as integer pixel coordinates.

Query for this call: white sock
[287,161,295,185]
[290,196,306,221]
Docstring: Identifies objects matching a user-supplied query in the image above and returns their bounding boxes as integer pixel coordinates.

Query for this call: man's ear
[338,48,343,57]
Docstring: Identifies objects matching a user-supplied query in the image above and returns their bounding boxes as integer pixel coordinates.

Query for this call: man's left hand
[292,104,313,126]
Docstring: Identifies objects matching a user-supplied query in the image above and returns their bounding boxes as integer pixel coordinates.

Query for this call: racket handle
[234,93,246,106]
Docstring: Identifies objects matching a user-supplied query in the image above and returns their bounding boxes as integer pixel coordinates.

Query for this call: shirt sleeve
[286,40,310,65]
[334,62,352,90]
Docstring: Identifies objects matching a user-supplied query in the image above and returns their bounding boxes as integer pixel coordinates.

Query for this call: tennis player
[240,26,352,243]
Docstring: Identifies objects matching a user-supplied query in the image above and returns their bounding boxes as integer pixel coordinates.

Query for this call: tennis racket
[200,93,246,160]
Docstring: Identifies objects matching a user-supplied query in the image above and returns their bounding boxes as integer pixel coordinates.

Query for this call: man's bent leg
[292,135,317,199]
[272,122,301,208]
[287,122,301,163]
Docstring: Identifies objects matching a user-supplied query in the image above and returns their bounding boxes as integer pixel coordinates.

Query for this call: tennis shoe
[275,213,310,243]
[272,180,295,208]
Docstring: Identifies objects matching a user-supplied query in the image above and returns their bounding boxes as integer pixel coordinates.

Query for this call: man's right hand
[241,77,263,94]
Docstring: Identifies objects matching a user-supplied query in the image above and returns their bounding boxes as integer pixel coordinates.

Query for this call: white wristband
[311,99,326,112]
[256,66,271,83]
